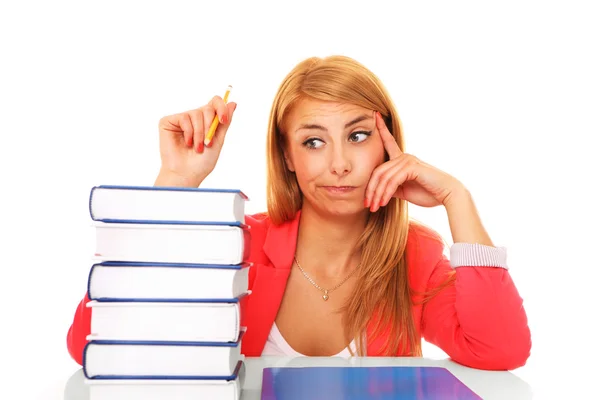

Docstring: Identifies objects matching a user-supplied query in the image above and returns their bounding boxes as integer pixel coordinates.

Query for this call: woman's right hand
[154,96,237,187]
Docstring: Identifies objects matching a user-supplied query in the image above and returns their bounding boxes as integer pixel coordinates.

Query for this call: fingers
[209,95,229,125]
[378,173,406,210]
[204,101,237,148]
[365,157,399,206]
[159,113,194,147]
[375,111,402,159]
[364,112,410,211]
[365,156,410,212]
[209,102,237,148]
[196,96,234,150]
[189,110,205,153]
[179,113,194,148]
[158,94,237,154]
[185,98,237,152]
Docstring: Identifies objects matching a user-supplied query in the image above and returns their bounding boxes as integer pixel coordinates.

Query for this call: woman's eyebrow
[295,114,372,133]
[344,114,371,128]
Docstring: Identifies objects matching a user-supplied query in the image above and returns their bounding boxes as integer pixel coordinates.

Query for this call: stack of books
[82,185,250,400]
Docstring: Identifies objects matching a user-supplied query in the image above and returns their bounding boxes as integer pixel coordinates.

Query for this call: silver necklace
[293,256,360,301]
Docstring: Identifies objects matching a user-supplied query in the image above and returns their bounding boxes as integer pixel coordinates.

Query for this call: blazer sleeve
[421,243,531,370]
[66,293,92,366]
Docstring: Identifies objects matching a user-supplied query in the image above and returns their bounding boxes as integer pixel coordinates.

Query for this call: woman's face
[283,97,386,218]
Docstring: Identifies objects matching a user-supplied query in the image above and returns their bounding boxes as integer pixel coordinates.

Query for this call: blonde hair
[266,55,454,356]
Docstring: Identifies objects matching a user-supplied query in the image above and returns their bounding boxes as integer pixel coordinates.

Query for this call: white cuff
[449,243,508,269]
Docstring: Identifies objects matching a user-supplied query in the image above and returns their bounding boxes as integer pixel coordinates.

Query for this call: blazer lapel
[241,211,301,356]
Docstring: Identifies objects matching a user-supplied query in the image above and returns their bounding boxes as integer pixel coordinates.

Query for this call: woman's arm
[66,293,92,365]
[421,191,531,370]
[443,188,493,246]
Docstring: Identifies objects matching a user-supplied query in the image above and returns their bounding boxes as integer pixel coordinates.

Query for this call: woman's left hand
[365,111,466,212]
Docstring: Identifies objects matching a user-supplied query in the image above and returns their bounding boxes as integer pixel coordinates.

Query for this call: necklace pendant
[322,290,329,301]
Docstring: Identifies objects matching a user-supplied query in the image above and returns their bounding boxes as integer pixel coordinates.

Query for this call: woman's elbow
[468,327,532,371]
[501,326,532,370]
[66,324,85,366]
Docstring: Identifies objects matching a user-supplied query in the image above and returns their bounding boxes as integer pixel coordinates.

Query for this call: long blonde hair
[266,55,454,356]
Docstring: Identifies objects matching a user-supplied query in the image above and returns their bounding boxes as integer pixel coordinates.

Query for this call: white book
[89,185,248,225]
[83,336,244,379]
[86,361,245,400]
[93,222,249,264]
[87,261,251,301]
[87,300,243,342]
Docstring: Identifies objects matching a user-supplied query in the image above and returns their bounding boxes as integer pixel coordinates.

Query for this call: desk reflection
[65,356,533,400]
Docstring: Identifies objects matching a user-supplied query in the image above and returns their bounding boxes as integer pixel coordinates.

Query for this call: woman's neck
[294,203,368,279]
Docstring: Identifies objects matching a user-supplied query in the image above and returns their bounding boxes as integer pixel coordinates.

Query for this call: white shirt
[260,243,508,358]
[261,322,357,357]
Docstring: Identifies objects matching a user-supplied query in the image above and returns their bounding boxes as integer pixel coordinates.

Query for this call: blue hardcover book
[261,366,482,400]
[85,361,246,400]
[84,332,245,380]
[89,184,248,226]
[93,220,251,265]
[86,292,248,343]
[87,261,252,302]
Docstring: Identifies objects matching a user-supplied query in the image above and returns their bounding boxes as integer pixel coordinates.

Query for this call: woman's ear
[279,129,295,172]
[283,150,295,172]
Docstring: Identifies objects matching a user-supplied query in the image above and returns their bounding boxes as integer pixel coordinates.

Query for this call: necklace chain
[293,256,360,301]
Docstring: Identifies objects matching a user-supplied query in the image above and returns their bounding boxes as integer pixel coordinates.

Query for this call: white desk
[64,356,532,399]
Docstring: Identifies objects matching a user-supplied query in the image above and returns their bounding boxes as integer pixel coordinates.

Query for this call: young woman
[67,55,531,370]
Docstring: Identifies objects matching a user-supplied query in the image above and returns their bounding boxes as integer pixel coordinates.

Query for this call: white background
[1,0,599,398]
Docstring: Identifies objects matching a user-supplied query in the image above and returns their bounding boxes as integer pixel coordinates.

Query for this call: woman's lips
[321,186,357,194]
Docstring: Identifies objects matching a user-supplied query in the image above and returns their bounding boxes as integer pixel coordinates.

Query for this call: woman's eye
[302,138,325,149]
[349,131,372,143]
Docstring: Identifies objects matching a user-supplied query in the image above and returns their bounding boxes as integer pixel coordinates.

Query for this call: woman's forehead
[285,99,372,128]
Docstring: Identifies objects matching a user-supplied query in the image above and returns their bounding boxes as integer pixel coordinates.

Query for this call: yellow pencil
[204,85,232,146]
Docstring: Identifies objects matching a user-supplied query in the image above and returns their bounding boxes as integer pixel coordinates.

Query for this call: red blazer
[66,211,531,370]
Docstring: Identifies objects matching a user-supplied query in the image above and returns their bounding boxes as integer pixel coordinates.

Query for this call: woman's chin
[321,201,367,218]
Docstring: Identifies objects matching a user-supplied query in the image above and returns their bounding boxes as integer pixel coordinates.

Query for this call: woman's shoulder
[242,212,271,265]
[406,219,448,267]
[404,220,452,289]
[244,210,278,240]
[244,210,300,233]
[243,211,299,266]
[407,219,445,245]
[244,211,271,230]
